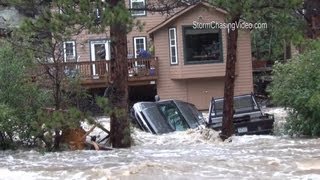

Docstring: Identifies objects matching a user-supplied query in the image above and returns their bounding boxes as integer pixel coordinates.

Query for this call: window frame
[63,40,76,62]
[182,26,223,65]
[89,39,111,76]
[169,27,178,65]
[133,36,147,58]
[89,39,111,61]
[130,0,146,16]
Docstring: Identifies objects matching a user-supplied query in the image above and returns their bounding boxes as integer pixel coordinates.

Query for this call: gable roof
[147,2,227,35]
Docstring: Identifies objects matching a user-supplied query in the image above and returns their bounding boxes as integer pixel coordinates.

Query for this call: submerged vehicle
[207,94,274,135]
[130,100,205,134]
[130,94,274,135]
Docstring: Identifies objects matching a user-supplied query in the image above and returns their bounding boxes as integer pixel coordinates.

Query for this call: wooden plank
[35,58,158,89]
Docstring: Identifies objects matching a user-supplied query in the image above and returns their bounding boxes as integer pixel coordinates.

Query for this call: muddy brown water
[1,108,320,180]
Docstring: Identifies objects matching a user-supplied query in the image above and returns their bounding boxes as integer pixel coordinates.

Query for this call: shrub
[269,41,320,136]
[0,41,50,149]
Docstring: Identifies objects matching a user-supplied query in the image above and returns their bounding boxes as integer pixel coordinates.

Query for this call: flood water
[1,108,320,180]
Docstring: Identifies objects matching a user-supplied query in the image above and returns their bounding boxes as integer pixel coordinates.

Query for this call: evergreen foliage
[8,0,134,149]
[1,0,311,148]
[269,40,320,136]
[0,41,49,149]
[251,11,305,61]
[206,0,303,139]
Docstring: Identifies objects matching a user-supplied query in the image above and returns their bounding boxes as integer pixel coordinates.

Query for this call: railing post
[40,58,158,84]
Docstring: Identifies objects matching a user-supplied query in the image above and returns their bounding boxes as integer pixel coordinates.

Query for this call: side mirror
[155,95,160,102]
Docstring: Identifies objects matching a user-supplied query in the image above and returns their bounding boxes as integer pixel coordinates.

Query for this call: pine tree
[208,0,303,140]
[13,0,305,145]
[303,0,320,38]
[108,0,132,148]
[12,0,135,148]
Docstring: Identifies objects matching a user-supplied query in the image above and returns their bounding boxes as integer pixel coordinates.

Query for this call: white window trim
[169,28,178,65]
[63,41,76,62]
[90,40,111,61]
[130,0,146,16]
[90,40,111,76]
[133,37,146,58]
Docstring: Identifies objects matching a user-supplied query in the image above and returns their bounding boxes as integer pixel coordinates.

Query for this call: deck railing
[127,57,158,78]
[36,57,158,85]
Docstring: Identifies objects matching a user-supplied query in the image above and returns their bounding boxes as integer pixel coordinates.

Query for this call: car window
[158,102,189,131]
[175,101,203,128]
[142,106,174,134]
[212,95,258,116]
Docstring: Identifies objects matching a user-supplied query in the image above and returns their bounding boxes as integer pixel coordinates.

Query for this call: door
[90,40,110,77]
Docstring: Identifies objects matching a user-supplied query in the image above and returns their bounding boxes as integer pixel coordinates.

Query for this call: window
[183,27,222,64]
[90,40,110,61]
[63,41,76,61]
[158,102,189,131]
[130,0,146,16]
[133,37,146,58]
[169,28,178,65]
[95,8,101,24]
[90,40,110,76]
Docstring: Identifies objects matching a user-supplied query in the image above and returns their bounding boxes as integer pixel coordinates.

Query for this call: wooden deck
[36,57,158,89]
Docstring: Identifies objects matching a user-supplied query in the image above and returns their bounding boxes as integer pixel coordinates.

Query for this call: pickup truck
[207,94,274,135]
[130,94,274,135]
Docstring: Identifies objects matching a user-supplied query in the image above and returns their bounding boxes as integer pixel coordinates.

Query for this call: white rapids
[1,108,320,180]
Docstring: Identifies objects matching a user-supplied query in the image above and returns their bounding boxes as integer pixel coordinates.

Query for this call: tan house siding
[153,4,253,109]
[167,6,228,79]
[126,0,168,56]
[65,2,253,110]
[154,29,188,101]
[73,30,110,62]
[234,30,253,95]
[186,77,225,110]
[71,0,168,61]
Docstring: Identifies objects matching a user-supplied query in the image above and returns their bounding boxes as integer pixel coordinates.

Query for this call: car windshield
[158,102,189,131]
[175,101,204,128]
[141,105,174,134]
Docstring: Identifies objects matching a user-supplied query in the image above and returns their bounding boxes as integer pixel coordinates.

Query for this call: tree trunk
[220,17,240,141]
[109,0,131,148]
[53,63,62,150]
[54,81,61,110]
[54,62,62,110]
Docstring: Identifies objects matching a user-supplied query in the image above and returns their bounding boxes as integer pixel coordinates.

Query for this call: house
[148,2,253,109]
[63,1,253,110]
